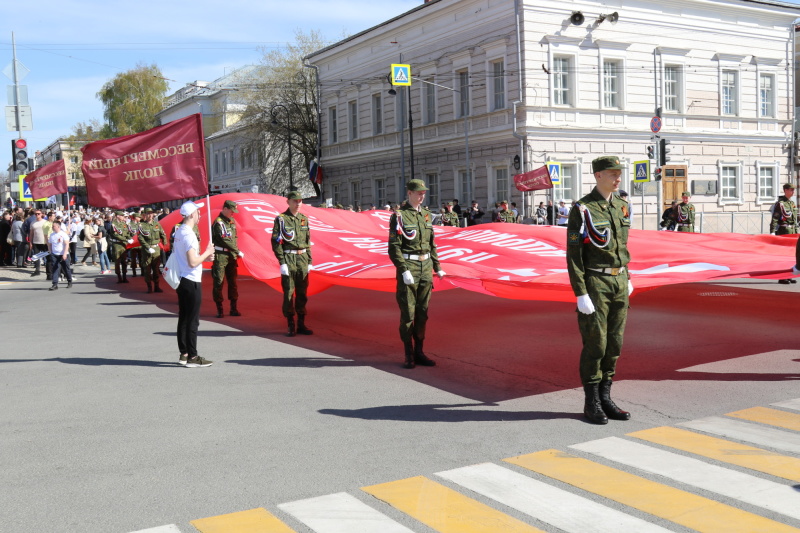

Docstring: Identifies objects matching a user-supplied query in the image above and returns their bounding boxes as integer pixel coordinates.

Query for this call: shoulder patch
[568,231,582,245]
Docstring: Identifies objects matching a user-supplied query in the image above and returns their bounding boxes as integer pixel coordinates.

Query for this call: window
[553,164,576,203]
[720,165,739,201]
[332,183,340,204]
[758,165,776,200]
[424,81,436,125]
[348,101,358,140]
[760,74,775,118]
[229,149,235,173]
[70,156,79,164]
[372,94,382,135]
[328,106,338,144]
[492,60,505,111]
[553,56,572,106]
[664,65,682,112]
[459,169,473,201]
[457,69,470,117]
[221,151,227,174]
[214,152,219,176]
[603,60,621,108]
[350,181,361,207]
[494,168,509,203]
[721,70,738,116]
[240,148,247,169]
[426,172,439,208]
[374,178,386,207]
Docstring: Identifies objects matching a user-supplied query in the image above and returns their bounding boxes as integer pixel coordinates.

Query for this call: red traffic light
[14,139,27,150]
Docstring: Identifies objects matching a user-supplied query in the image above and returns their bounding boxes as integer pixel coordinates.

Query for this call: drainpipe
[512,0,528,217]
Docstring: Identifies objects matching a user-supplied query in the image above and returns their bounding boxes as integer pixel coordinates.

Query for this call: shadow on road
[0,357,178,367]
[318,402,581,423]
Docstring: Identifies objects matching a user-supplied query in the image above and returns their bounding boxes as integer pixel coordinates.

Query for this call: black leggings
[177,277,202,357]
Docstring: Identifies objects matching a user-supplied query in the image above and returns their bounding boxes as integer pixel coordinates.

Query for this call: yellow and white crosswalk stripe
[133,397,800,533]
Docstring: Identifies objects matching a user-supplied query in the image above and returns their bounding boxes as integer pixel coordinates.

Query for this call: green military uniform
[496,204,516,223]
[138,208,167,293]
[272,191,313,336]
[770,187,797,235]
[212,200,242,317]
[110,212,133,283]
[127,216,142,276]
[389,179,442,369]
[675,192,695,232]
[441,211,459,226]
[567,155,632,425]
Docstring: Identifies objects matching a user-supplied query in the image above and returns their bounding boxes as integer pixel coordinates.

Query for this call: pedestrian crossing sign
[633,160,650,183]
[548,162,561,185]
[391,64,411,86]
[19,175,32,200]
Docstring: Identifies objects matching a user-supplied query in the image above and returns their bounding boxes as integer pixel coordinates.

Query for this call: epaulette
[215,217,222,222]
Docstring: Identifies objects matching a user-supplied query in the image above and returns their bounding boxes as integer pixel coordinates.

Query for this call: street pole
[407,85,415,182]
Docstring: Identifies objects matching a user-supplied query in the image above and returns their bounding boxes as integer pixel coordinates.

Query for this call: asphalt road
[2,264,799,532]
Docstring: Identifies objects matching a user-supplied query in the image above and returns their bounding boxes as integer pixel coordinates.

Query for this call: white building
[306,0,800,231]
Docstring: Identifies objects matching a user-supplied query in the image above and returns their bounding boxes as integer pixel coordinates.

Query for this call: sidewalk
[0,261,114,283]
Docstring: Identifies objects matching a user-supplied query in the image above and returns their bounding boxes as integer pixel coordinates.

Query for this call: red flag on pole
[69,195,75,206]
[514,165,553,192]
[25,159,68,199]
[81,114,208,209]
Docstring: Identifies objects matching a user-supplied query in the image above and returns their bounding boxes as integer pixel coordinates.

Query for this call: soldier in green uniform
[212,200,244,317]
[127,212,142,276]
[440,202,459,226]
[271,191,313,337]
[109,210,133,283]
[388,179,446,369]
[675,191,695,232]
[566,156,633,425]
[771,183,797,285]
[496,200,516,223]
[138,208,167,293]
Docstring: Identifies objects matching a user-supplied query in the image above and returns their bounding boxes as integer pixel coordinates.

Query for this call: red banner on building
[514,165,553,192]
[159,193,798,302]
[81,114,208,209]
[25,159,67,199]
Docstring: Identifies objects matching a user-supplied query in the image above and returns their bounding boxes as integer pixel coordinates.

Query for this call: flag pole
[206,194,212,240]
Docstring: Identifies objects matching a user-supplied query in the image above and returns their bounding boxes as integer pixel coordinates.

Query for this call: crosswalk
[132,398,800,533]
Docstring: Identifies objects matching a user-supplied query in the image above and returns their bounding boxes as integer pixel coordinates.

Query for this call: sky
[0,0,423,156]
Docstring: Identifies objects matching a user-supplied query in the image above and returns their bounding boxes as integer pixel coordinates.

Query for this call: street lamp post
[270,103,295,192]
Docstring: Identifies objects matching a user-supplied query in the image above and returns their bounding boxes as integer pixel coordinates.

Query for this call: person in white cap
[173,201,215,367]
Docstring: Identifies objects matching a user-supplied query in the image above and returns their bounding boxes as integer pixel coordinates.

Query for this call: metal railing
[696,212,771,234]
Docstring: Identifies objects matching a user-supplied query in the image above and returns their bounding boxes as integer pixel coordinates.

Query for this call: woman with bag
[94,217,110,273]
[80,216,98,266]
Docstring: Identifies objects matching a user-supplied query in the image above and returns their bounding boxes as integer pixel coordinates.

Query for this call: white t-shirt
[173,224,202,282]
[48,230,70,256]
[557,206,570,224]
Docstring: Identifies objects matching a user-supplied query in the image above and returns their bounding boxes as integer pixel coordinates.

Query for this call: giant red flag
[25,159,67,199]
[81,114,207,209]
[159,193,798,302]
[514,165,553,191]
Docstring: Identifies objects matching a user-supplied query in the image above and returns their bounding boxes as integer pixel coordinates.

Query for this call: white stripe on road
[680,416,800,454]
[279,492,414,533]
[772,398,800,412]
[571,437,800,521]
[437,462,671,533]
[130,526,182,533]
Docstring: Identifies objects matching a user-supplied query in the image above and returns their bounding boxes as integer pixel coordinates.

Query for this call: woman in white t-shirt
[47,220,73,290]
[173,201,215,368]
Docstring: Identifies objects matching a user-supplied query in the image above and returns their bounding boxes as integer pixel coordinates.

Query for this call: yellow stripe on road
[629,426,800,482]
[727,406,800,432]
[190,508,295,533]
[362,475,545,533]
[505,449,797,533]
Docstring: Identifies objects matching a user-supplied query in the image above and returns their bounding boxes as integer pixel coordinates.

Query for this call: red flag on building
[69,195,75,206]
[25,159,68,200]
[81,114,208,209]
[514,165,553,192]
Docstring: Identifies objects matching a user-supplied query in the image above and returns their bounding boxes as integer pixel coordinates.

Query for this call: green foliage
[62,119,105,142]
[97,63,169,138]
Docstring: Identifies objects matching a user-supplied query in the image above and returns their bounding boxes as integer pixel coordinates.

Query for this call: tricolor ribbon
[395,212,417,240]
[577,203,610,248]
[274,216,295,244]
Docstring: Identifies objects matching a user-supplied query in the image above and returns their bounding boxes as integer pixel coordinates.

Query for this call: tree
[97,63,169,138]
[62,119,105,142]
[241,30,326,197]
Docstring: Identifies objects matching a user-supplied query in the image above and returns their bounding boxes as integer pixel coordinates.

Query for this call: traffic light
[646,145,656,159]
[654,167,663,181]
[11,138,28,172]
[659,138,671,167]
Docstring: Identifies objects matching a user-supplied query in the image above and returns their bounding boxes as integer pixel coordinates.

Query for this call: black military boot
[146,282,152,294]
[154,281,163,293]
[216,303,224,318]
[599,380,631,420]
[287,316,296,337]
[117,274,123,284]
[403,340,415,369]
[230,300,241,317]
[121,271,129,283]
[583,384,609,425]
[413,337,436,366]
[296,315,313,335]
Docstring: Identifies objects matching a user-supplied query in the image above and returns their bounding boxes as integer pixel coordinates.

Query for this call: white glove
[792,265,800,276]
[771,232,776,236]
[577,294,596,315]
[279,264,289,276]
[127,239,134,244]
[628,280,634,296]
[437,270,446,279]
[238,251,244,258]
[148,247,155,254]
[402,271,414,285]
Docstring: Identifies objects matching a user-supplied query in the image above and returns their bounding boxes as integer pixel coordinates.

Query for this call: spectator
[80,216,98,266]
[546,200,555,225]
[467,201,485,226]
[68,216,81,264]
[452,199,462,215]
[511,202,519,220]
[557,200,570,226]
[47,220,72,290]
[28,209,51,279]
[94,217,110,273]
[158,207,170,221]
[535,202,547,225]
[12,213,25,266]
[619,190,632,225]
[0,211,12,265]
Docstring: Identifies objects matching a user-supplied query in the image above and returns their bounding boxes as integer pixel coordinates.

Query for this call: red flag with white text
[514,165,553,192]
[25,159,68,199]
[81,114,207,209]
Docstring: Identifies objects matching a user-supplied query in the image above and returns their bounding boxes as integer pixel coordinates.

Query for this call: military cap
[592,155,624,173]
[286,191,302,200]
[144,208,154,214]
[783,183,795,190]
[131,212,141,218]
[406,179,429,191]
[681,191,692,197]
[223,199,239,212]
[618,190,629,197]
[114,210,124,216]
[335,203,343,209]
[500,200,508,205]
[446,201,453,206]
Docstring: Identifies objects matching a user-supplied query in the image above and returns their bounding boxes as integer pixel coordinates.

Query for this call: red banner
[81,114,207,209]
[159,193,798,302]
[514,165,553,192]
[25,159,67,199]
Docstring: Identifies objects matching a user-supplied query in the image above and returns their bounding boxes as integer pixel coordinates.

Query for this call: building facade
[34,139,89,207]
[307,0,799,230]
